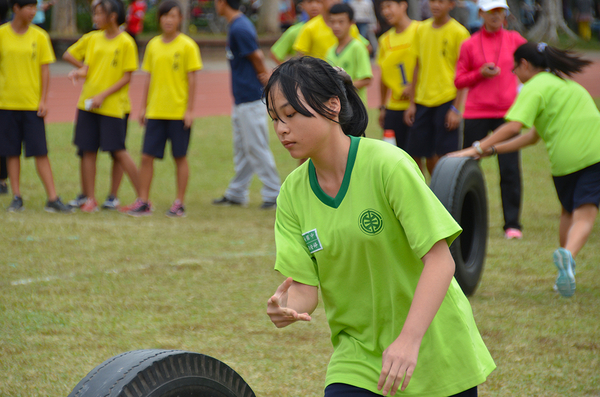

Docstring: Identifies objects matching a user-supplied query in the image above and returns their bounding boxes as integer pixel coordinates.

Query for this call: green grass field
[1,109,599,396]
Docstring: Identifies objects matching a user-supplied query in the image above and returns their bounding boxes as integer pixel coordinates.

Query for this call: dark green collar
[308,136,360,209]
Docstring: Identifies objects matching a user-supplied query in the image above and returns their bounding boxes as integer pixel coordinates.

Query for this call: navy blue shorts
[74,110,127,153]
[553,161,600,213]
[405,100,460,158]
[384,109,410,150]
[324,383,477,397]
[76,113,129,158]
[0,110,48,157]
[142,119,191,159]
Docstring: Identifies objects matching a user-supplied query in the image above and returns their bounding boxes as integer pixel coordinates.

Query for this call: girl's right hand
[403,103,416,127]
[267,277,312,328]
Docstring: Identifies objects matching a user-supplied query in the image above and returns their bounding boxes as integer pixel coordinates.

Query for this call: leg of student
[433,101,460,175]
[112,150,140,196]
[7,156,21,197]
[138,153,154,202]
[559,207,571,248]
[109,160,124,197]
[224,103,262,204]
[82,151,98,200]
[241,100,280,203]
[34,155,58,201]
[405,105,436,177]
[0,156,7,180]
[563,204,598,258]
[174,156,189,203]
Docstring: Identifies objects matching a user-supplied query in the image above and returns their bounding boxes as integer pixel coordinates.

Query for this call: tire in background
[430,156,488,296]
[67,349,256,397]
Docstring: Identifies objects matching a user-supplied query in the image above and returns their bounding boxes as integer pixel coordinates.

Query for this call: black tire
[430,156,488,296]
[67,349,256,397]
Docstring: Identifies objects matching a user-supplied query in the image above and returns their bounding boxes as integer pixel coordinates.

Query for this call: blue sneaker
[553,248,576,298]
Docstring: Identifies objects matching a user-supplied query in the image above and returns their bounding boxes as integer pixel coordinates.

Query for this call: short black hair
[329,3,354,21]
[10,0,37,8]
[157,0,182,19]
[95,0,126,25]
[224,0,240,10]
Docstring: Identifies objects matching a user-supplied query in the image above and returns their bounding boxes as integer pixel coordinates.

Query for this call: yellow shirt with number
[377,21,419,111]
[0,24,56,111]
[142,33,202,120]
[293,14,369,60]
[413,18,469,107]
[77,31,138,118]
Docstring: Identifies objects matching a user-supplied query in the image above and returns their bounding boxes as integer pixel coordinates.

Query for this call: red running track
[45,62,600,124]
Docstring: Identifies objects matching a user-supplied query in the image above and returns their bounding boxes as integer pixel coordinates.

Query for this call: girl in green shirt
[452,42,600,298]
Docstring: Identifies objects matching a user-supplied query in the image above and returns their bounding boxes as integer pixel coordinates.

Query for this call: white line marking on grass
[9,252,274,286]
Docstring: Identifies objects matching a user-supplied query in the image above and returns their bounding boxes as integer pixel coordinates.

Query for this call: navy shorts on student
[74,110,126,153]
[324,383,477,397]
[76,113,129,157]
[553,161,600,213]
[143,119,191,159]
[384,109,409,149]
[405,100,459,158]
[0,110,48,157]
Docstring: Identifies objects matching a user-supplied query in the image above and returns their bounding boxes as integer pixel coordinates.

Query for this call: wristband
[490,146,497,156]
[450,105,461,116]
[472,141,484,155]
[379,105,386,111]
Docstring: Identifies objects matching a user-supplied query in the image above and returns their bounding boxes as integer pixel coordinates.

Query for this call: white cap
[478,0,509,11]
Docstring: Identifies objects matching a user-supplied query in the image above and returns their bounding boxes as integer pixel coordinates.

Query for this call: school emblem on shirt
[359,209,383,236]
[302,229,323,254]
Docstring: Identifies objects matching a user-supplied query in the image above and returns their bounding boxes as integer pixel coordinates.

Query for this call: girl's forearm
[186,71,196,112]
[40,64,50,103]
[478,121,523,151]
[99,71,132,99]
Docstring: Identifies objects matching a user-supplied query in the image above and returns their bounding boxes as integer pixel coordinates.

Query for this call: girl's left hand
[447,147,481,159]
[37,101,47,118]
[184,110,194,129]
[89,95,105,110]
[378,335,421,395]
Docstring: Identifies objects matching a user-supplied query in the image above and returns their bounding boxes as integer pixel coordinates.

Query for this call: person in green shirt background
[452,42,600,299]
[269,0,323,64]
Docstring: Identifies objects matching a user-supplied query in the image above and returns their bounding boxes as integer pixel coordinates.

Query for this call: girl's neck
[10,18,29,34]
[483,23,502,33]
[162,30,180,42]
[311,132,352,198]
[104,24,121,38]
[432,15,450,28]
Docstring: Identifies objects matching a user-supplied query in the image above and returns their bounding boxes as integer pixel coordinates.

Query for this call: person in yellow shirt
[63,26,130,210]
[0,0,73,213]
[377,0,418,149]
[128,0,202,217]
[68,0,141,213]
[293,0,369,60]
[404,0,469,175]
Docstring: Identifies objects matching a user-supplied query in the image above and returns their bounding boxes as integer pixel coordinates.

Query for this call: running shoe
[165,200,186,217]
[504,228,522,239]
[101,195,120,210]
[7,196,23,212]
[69,193,88,208]
[0,180,8,195]
[552,248,576,298]
[260,201,277,210]
[80,198,99,213]
[45,197,75,213]
[127,200,151,217]
[212,196,246,207]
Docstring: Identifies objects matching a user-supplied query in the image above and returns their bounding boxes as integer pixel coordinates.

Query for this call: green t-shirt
[326,38,373,104]
[270,22,305,63]
[274,137,496,396]
[505,72,600,176]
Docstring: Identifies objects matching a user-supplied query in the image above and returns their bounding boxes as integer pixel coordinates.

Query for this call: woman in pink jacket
[455,0,526,239]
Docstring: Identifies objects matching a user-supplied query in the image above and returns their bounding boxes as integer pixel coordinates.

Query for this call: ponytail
[264,56,368,137]
[514,42,592,78]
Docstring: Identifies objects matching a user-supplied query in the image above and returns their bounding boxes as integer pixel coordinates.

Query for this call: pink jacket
[455,27,527,119]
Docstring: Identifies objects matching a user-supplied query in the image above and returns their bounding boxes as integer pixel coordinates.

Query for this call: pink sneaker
[80,198,99,213]
[504,228,523,240]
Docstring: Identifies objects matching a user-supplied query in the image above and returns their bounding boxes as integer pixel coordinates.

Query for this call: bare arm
[378,240,455,396]
[379,79,389,129]
[38,64,50,117]
[445,88,467,131]
[184,71,197,128]
[89,71,133,110]
[267,277,318,328]
[449,121,524,158]
[63,52,84,69]
[353,77,372,90]
[138,72,150,125]
[403,59,419,127]
[247,49,270,86]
